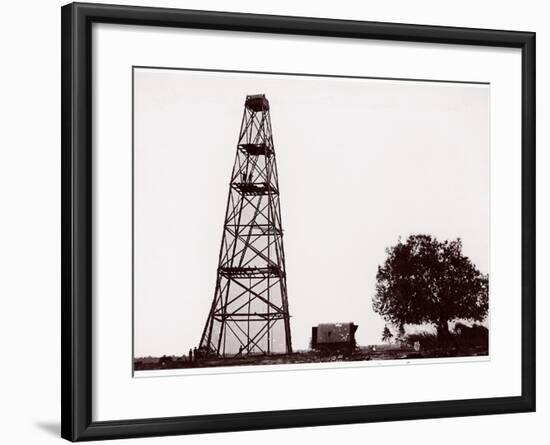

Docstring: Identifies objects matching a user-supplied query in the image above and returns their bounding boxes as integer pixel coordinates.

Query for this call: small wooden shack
[311,322,358,355]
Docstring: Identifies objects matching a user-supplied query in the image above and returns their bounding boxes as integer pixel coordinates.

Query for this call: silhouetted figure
[239,345,243,355]
[193,347,198,361]
[242,172,247,182]
[248,172,253,182]
[188,348,193,362]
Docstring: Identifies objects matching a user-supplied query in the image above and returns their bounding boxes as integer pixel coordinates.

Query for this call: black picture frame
[61,2,536,441]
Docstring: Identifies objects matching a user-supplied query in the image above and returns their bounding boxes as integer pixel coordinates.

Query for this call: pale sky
[133,67,490,357]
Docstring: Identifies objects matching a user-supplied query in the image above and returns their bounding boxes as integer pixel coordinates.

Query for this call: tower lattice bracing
[199,94,292,357]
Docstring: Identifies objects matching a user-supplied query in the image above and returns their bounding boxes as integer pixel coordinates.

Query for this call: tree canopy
[373,235,488,339]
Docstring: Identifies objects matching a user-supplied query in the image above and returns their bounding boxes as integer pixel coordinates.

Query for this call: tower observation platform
[245,94,270,112]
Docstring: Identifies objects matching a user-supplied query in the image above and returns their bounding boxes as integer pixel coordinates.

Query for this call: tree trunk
[436,320,450,346]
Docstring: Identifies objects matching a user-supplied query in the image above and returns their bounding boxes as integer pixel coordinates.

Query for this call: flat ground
[134,346,488,371]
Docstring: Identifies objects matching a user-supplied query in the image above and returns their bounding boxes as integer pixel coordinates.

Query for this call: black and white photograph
[133,67,490,373]
[0,0,542,443]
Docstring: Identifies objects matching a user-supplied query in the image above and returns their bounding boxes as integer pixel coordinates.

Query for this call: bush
[453,323,488,348]
[404,332,438,349]
[404,323,488,351]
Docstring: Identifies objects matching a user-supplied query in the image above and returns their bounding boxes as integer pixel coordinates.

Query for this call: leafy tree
[381,325,393,343]
[373,235,488,342]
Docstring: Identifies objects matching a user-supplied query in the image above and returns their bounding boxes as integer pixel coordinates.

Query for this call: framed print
[61,2,536,441]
